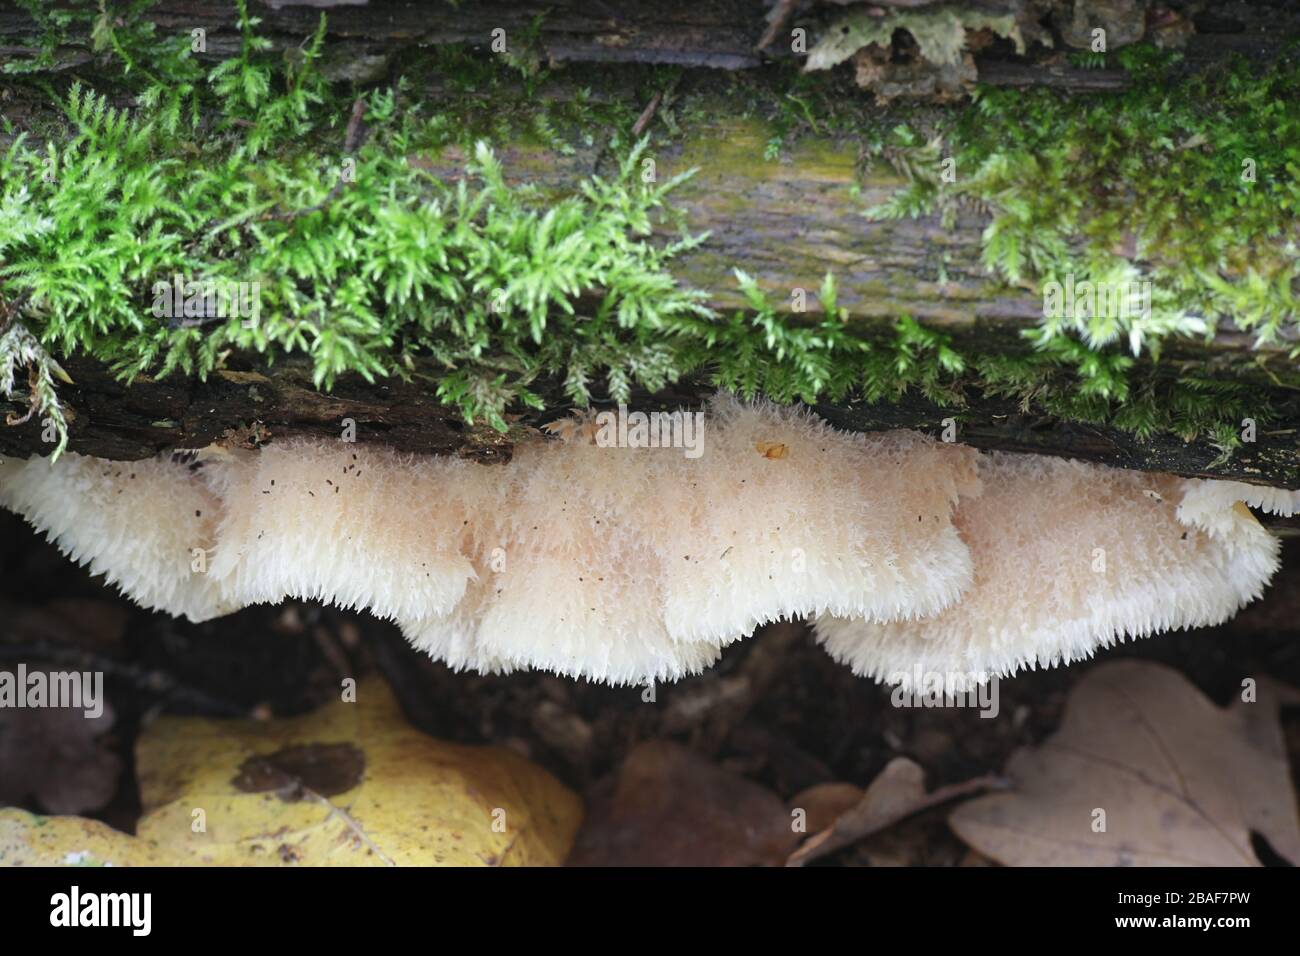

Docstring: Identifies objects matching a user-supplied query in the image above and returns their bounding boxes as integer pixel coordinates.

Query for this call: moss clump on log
[0,2,1297,475]
[867,43,1300,358]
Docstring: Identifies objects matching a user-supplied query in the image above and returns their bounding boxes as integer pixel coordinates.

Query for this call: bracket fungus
[816,453,1293,691]
[400,396,979,684]
[1,396,1295,688]
[201,441,483,625]
[0,451,235,623]
[650,396,980,646]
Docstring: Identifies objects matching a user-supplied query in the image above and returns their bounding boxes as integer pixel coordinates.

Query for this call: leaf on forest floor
[0,689,120,816]
[567,740,798,866]
[787,757,1004,866]
[949,660,1300,866]
[787,781,865,837]
[0,679,582,866]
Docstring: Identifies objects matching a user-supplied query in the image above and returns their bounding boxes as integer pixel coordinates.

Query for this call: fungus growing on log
[651,396,981,646]
[0,452,234,623]
[202,441,482,624]
[0,401,1292,688]
[1177,479,1300,539]
[398,396,979,684]
[816,453,1294,691]
[400,436,724,686]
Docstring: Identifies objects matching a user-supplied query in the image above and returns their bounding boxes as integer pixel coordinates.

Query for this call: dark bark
[4,349,1299,491]
[1,1,1294,82]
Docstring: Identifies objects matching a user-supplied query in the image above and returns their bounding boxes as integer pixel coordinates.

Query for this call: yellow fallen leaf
[0,680,581,866]
[0,811,164,866]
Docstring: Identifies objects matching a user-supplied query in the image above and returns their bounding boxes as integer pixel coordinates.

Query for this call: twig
[631,90,665,138]
[756,0,800,53]
[342,96,369,153]
[633,74,683,140]
[311,622,354,683]
[0,289,33,338]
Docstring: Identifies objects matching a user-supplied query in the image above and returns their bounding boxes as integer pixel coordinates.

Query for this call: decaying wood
[1,100,1297,485]
[1,1,1294,84]
[1,2,1298,488]
[3,345,1299,491]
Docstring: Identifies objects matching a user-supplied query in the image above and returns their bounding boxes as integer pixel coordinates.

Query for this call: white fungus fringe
[2,395,1293,687]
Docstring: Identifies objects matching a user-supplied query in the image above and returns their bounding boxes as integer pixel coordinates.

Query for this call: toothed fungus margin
[1,397,1292,687]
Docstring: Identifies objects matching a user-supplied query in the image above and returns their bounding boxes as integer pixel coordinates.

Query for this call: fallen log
[1,1,1294,82]
[3,345,1298,490]
[1,1,1297,489]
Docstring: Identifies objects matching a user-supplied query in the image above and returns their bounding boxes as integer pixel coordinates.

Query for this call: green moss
[0,5,1296,464]
[867,43,1300,358]
[0,5,723,441]
[867,317,1276,464]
